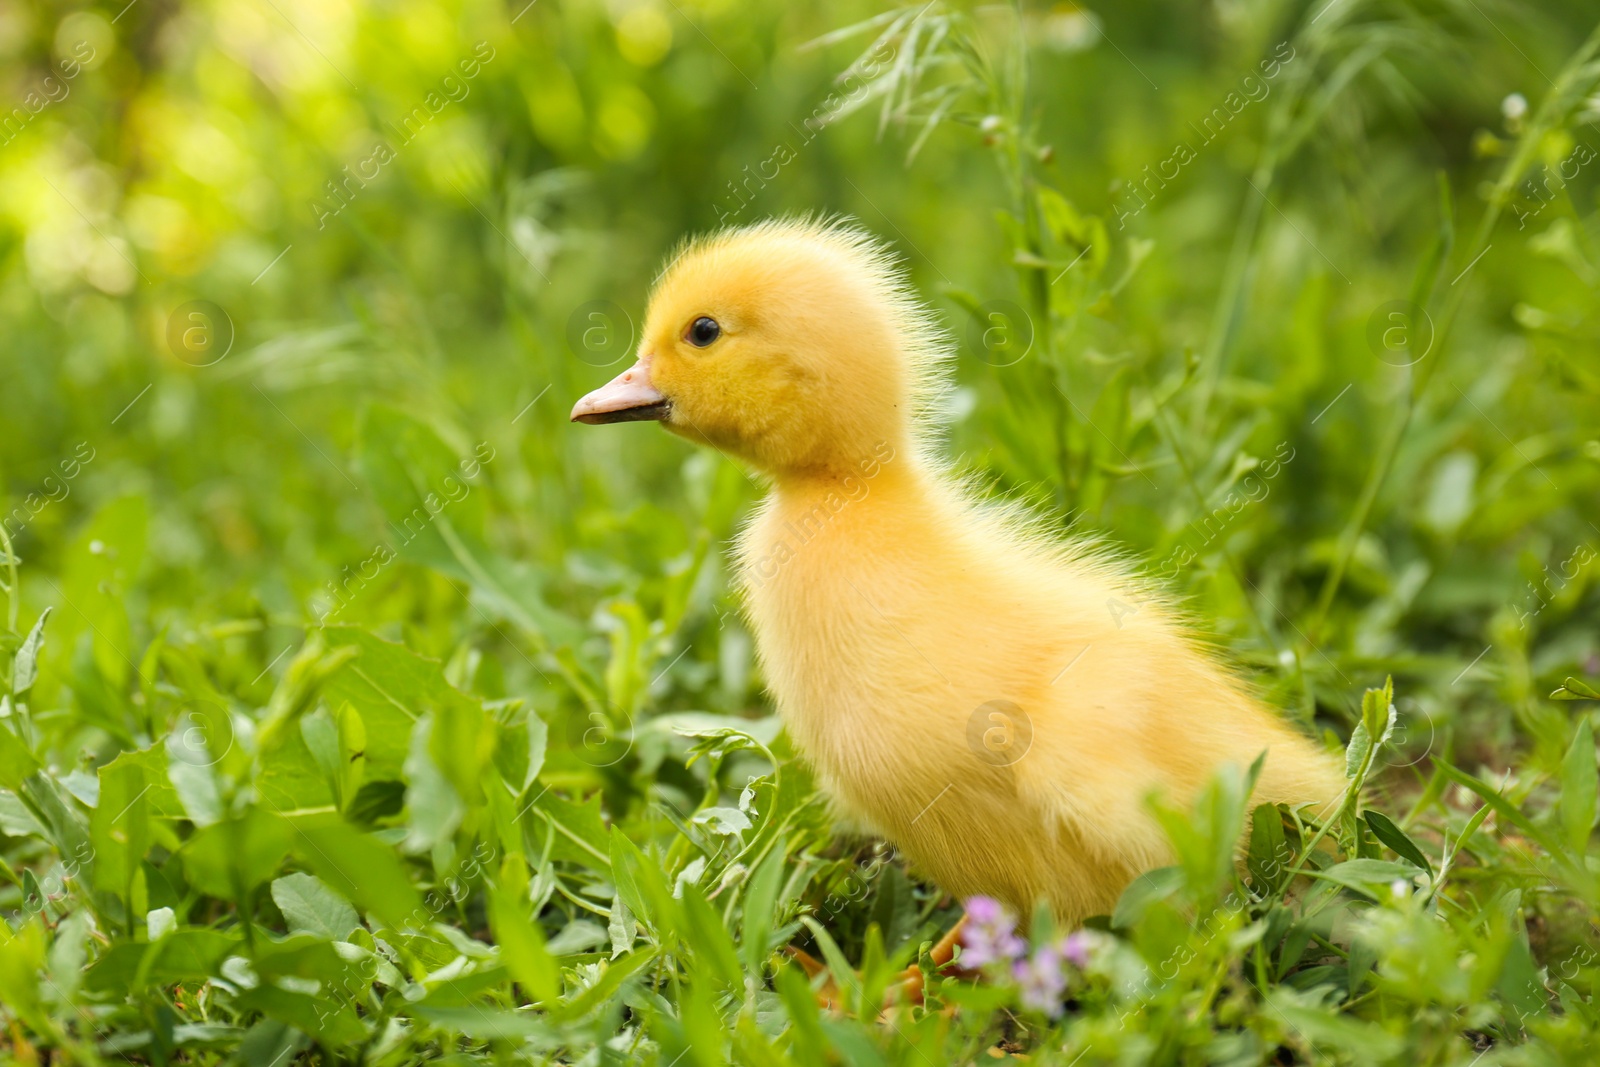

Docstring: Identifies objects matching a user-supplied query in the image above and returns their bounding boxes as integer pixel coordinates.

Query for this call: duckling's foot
[783,945,844,1010]
[891,914,969,1006]
[787,917,969,1013]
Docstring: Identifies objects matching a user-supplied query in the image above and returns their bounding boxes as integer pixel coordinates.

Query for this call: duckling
[573,218,1343,926]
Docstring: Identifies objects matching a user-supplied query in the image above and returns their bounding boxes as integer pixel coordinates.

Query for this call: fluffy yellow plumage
[574,217,1344,923]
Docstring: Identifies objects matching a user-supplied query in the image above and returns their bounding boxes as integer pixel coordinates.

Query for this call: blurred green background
[2,0,1599,1059]
[2,0,1594,738]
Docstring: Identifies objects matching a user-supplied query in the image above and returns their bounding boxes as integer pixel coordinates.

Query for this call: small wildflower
[1037,7,1100,53]
[1060,929,1098,969]
[1502,92,1528,133]
[1390,878,1410,900]
[961,895,1026,967]
[1012,945,1068,1017]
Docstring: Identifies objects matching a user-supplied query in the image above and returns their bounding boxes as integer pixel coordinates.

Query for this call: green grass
[2,0,1600,1063]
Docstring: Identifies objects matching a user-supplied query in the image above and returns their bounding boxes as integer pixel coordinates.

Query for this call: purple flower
[1012,945,1068,1017]
[1060,930,1096,969]
[960,895,1026,968]
[966,895,1004,925]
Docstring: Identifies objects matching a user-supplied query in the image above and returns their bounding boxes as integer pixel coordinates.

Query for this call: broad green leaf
[1112,865,1185,929]
[1364,810,1433,876]
[0,726,38,791]
[45,909,91,1002]
[742,837,789,975]
[680,882,743,992]
[345,779,406,827]
[1151,761,1254,898]
[1313,858,1423,896]
[271,872,360,940]
[180,808,293,901]
[1347,933,1376,997]
[409,1005,554,1040]
[249,934,369,993]
[412,963,508,1004]
[318,627,453,781]
[1497,930,1545,1022]
[336,700,367,806]
[1248,804,1290,892]
[147,907,175,939]
[453,549,587,650]
[278,703,365,816]
[1268,993,1403,1059]
[94,745,184,817]
[233,985,367,1046]
[676,971,731,1065]
[57,495,148,691]
[1347,678,1396,781]
[18,772,92,877]
[166,725,223,827]
[1560,717,1597,854]
[232,1020,306,1067]
[532,791,611,869]
[774,963,829,1063]
[299,708,342,798]
[609,893,636,959]
[483,763,525,865]
[1344,720,1371,779]
[1552,676,1600,701]
[545,919,606,955]
[799,916,860,1011]
[856,923,898,1017]
[11,607,50,696]
[286,812,425,929]
[255,640,361,759]
[523,711,548,790]
[0,918,50,1034]
[402,714,461,852]
[694,806,752,837]
[429,688,495,806]
[0,791,44,838]
[85,929,241,992]
[610,830,672,934]
[820,1017,889,1067]
[1362,677,1396,742]
[91,751,152,902]
[489,856,561,1004]
[865,862,918,955]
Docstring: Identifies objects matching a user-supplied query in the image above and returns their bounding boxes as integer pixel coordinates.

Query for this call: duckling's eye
[686,316,721,347]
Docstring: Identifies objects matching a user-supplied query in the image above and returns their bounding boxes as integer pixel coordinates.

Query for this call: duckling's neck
[751,447,945,590]
[767,439,930,505]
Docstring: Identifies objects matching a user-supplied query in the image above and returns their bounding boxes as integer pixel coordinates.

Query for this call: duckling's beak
[570,357,670,425]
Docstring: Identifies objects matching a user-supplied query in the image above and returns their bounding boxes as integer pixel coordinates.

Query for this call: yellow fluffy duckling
[573,218,1343,924]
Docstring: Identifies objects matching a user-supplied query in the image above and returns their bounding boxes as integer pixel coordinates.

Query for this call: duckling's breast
[734,471,1040,831]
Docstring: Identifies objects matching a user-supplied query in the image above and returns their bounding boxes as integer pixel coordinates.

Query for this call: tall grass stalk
[0,522,16,635]
[1189,0,1411,428]
[1309,17,1600,638]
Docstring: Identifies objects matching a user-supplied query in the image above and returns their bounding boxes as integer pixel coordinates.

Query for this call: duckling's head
[571,218,949,478]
